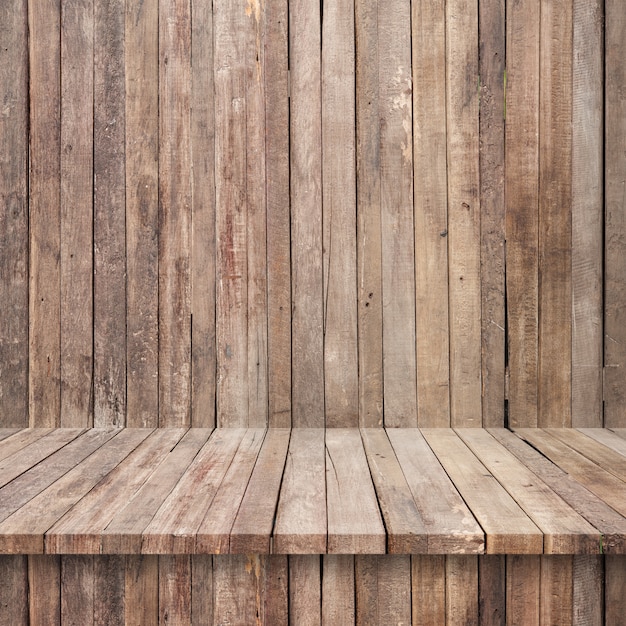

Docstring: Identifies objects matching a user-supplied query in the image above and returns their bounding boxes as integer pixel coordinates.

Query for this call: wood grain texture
[506,556,540,626]
[540,556,573,626]
[479,555,505,626]
[158,0,192,427]
[289,555,322,626]
[94,556,125,626]
[0,0,28,428]
[125,556,158,626]
[378,0,417,427]
[412,0,450,427]
[125,0,159,427]
[28,0,61,427]
[412,555,446,625]
[94,0,126,428]
[29,555,61,626]
[446,556,479,626]
[322,555,355,626]
[191,555,213,626]
[573,555,603,626]
[159,555,191,625]
[605,556,626,626]
[0,556,28,625]
[61,555,94,626]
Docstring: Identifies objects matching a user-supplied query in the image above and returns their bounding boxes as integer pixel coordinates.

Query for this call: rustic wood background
[0,0,622,429]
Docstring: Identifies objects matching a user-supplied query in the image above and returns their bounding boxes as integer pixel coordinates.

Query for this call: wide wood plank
[506,556,540,626]
[0,428,55,462]
[274,429,326,553]
[61,556,94,626]
[421,429,543,553]
[573,555,603,626]
[191,555,213,626]
[322,555,355,625]
[412,555,446,625]
[457,429,600,554]
[326,429,385,553]
[159,555,192,624]
[289,555,322,626]
[0,555,28,625]
[29,555,61,625]
[0,429,21,443]
[125,555,158,626]
[479,555,506,626]
[94,555,125,626]
[540,555,573,625]
[446,556,479,625]
[579,428,626,456]
[387,429,484,554]
[606,555,626,625]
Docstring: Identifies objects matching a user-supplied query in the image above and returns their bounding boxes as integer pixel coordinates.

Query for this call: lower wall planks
[0,554,622,625]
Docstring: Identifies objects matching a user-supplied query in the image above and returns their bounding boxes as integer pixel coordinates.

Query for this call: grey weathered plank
[322,555,355,625]
[289,555,322,626]
[0,428,54,463]
[579,428,626,457]
[0,555,28,625]
[61,556,94,625]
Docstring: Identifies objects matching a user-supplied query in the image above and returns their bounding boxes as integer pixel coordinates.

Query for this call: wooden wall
[0,0,623,429]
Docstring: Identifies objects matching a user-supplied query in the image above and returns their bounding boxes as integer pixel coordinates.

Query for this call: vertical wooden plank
[0,0,29,427]
[159,0,192,426]
[412,0,450,427]
[355,0,383,428]
[378,556,411,624]
[446,556,479,626]
[412,555,446,626]
[379,0,417,427]
[322,555,355,625]
[290,555,322,626]
[479,0,506,427]
[60,0,94,428]
[159,555,192,625]
[0,556,28,625]
[265,0,292,427]
[540,556,573,626]
[571,0,603,427]
[538,0,573,426]
[61,556,94,626]
[264,556,289,626]
[125,556,158,626]
[94,556,125,626]
[125,0,159,427]
[504,0,540,427]
[605,556,626,626]
[355,555,377,625]
[29,555,61,626]
[479,555,505,626]
[604,0,626,428]
[191,556,213,626]
[290,0,324,427]
[94,0,126,427]
[506,556,540,626]
[572,556,603,626]
[190,0,216,428]
[322,0,358,427]
[214,0,249,426]
[28,0,61,427]
[446,0,482,426]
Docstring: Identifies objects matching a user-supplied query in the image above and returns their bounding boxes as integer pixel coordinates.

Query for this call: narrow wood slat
[191,555,214,625]
[159,555,192,624]
[94,556,125,626]
[612,429,626,441]
[457,429,600,554]
[506,556,540,626]
[0,429,21,443]
[0,429,151,553]
[0,555,28,625]
[446,556,479,625]
[0,428,55,462]
[540,555,573,625]
[46,429,188,554]
[213,555,261,625]
[325,429,385,553]
[142,429,245,553]
[29,555,61,625]
[605,555,626,625]
[387,428,484,554]
[230,429,290,553]
[196,429,266,553]
[102,429,212,554]
[479,555,506,626]
[581,428,626,456]
[412,0,450,426]
[490,428,626,554]
[412,555,446,625]
[61,556,94,625]
[0,0,29,427]
[422,429,543,553]
[573,555,603,626]
[289,555,322,626]
[361,429,428,553]
[125,555,158,626]
[322,555,355,625]
[274,430,326,553]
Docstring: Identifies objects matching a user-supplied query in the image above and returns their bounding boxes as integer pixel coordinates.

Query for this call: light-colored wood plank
[538,0,573,426]
[102,429,212,554]
[61,556,94,626]
[125,556,158,626]
[94,556,125,626]
[540,556,573,626]
[60,0,93,427]
[571,0,604,427]
[479,555,506,626]
[613,429,626,441]
[94,0,126,428]
[230,428,290,553]
[0,556,28,625]
[0,429,21,443]
[28,0,61,427]
[190,0,216,428]
[506,556,540,626]
[605,555,626,625]
[158,0,192,427]
[412,0,450,427]
[326,429,385,553]
[322,555,355,625]
[29,555,61,625]
[191,555,213,626]
[213,555,260,625]
[378,556,412,624]
[446,0,482,426]
[412,555,446,625]
[387,428,484,553]
[159,555,192,625]
[142,429,245,553]
[322,0,358,428]
[422,429,543,553]
[274,429,326,553]
[446,556,479,626]
[378,0,417,427]
[264,556,289,626]
[289,555,322,626]
[573,555,603,626]
[0,428,54,462]
[505,0,540,427]
[290,0,324,427]
[125,0,159,427]
[355,0,383,428]
[0,0,29,428]
[580,428,626,456]
[457,428,600,554]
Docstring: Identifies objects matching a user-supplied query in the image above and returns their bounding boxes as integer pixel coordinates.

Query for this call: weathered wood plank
[412,0,450,426]
[274,429,326,553]
[322,555,355,625]
[0,429,21,443]
[0,556,28,625]
[94,556,125,626]
[191,555,213,626]
[378,0,417,427]
[0,0,28,427]
[579,428,626,456]
[158,0,192,427]
[506,556,540,626]
[540,555,573,625]
[355,0,383,428]
[605,555,626,625]
[94,0,126,427]
[0,428,54,462]
[377,556,412,624]
[28,0,61,427]
[61,556,94,626]
[505,0,540,426]
[573,555,603,626]
[479,555,506,626]
[326,429,385,553]
[125,556,158,626]
[446,556,479,625]
[289,555,322,626]
[125,0,159,427]
[412,555,446,625]
[213,555,260,625]
[159,555,192,624]
[29,555,61,626]
[446,0,482,426]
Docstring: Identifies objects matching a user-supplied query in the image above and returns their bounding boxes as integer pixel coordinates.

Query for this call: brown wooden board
[479,555,506,626]
[213,555,260,625]
[94,556,125,626]
[29,555,61,625]
[540,555,573,625]
[0,429,21,443]
[605,555,626,625]
[322,555,355,625]
[289,555,322,626]
[125,555,158,626]
[573,555,603,626]
[0,0,29,427]
[125,0,159,427]
[0,556,28,625]
[0,429,54,462]
[412,555,446,625]
[61,556,94,626]
[506,556,540,626]
[579,428,626,457]
[191,555,213,625]
[159,555,192,624]
[446,556,479,625]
